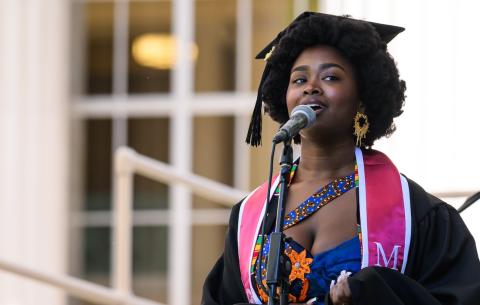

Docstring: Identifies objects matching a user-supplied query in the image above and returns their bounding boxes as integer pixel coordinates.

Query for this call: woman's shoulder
[227,200,244,227]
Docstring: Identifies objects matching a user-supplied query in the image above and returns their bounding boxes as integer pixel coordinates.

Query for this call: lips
[302,100,327,114]
[308,104,323,111]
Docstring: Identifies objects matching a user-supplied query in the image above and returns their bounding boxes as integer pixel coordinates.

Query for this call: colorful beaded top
[250,161,361,304]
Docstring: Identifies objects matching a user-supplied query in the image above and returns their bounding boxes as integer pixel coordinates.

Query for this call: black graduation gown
[201,178,480,305]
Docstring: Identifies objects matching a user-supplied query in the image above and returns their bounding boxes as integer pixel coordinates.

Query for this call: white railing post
[171,0,195,304]
[113,147,135,296]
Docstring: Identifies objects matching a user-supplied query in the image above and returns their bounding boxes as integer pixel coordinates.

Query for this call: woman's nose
[303,86,321,95]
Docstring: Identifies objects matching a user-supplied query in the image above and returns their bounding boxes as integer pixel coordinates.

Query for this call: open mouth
[305,104,324,112]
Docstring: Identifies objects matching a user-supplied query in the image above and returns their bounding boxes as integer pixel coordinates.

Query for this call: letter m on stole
[373,242,402,270]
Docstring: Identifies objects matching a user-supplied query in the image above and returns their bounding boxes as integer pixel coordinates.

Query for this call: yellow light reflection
[132,33,199,70]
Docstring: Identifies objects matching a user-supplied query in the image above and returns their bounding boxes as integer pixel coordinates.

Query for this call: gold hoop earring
[353,112,369,147]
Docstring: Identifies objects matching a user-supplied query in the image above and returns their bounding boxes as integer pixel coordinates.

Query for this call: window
[71,1,299,304]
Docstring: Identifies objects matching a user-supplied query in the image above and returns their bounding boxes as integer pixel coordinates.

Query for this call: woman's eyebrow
[318,63,345,71]
[291,63,345,73]
[291,65,309,73]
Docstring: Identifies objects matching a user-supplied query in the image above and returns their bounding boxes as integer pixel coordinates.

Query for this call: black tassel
[245,94,263,146]
[246,64,271,146]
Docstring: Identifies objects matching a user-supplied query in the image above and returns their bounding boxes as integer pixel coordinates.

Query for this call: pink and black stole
[237,148,412,304]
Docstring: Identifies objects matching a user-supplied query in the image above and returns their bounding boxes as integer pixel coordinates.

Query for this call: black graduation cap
[245,12,405,146]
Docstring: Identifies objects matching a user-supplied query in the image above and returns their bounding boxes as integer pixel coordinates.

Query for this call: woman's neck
[296,138,356,182]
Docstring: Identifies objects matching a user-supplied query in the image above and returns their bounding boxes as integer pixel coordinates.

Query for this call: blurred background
[0,0,479,305]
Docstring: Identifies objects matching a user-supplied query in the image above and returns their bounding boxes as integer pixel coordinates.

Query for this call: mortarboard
[245,12,404,146]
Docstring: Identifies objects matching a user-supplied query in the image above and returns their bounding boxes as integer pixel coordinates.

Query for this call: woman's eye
[323,75,339,81]
[292,78,306,84]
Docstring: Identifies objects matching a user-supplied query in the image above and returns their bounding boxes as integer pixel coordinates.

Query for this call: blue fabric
[303,236,361,304]
[253,235,361,304]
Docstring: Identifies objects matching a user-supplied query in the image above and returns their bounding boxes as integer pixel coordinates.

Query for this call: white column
[234,0,252,191]
[0,1,69,305]
[111,0,130,151]
[169,1,194,305]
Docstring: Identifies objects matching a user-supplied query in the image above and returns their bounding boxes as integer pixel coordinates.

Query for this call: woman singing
[202,12,480,305]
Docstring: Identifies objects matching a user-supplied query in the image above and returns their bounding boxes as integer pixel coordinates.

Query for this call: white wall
[322,0,480,250]
[0,1,70,304]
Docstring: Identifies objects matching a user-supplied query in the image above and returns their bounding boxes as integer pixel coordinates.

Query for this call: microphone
[272,105,316,144]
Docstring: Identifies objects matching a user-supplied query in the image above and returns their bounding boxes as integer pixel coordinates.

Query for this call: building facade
[0,1,478,305]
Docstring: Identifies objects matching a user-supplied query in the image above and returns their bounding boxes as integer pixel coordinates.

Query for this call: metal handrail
[112,147,249,305]
[115,147,248,206]
[433,191,476,198]
[0,258,162,305]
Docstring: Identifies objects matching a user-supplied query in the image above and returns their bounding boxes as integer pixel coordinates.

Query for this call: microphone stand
[265,140,293,305]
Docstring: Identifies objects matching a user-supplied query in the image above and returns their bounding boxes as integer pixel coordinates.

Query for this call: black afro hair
[259,14,406,147]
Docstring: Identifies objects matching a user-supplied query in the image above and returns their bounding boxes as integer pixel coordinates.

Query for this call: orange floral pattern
[288,249,313,281]
[253,244,314,303]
